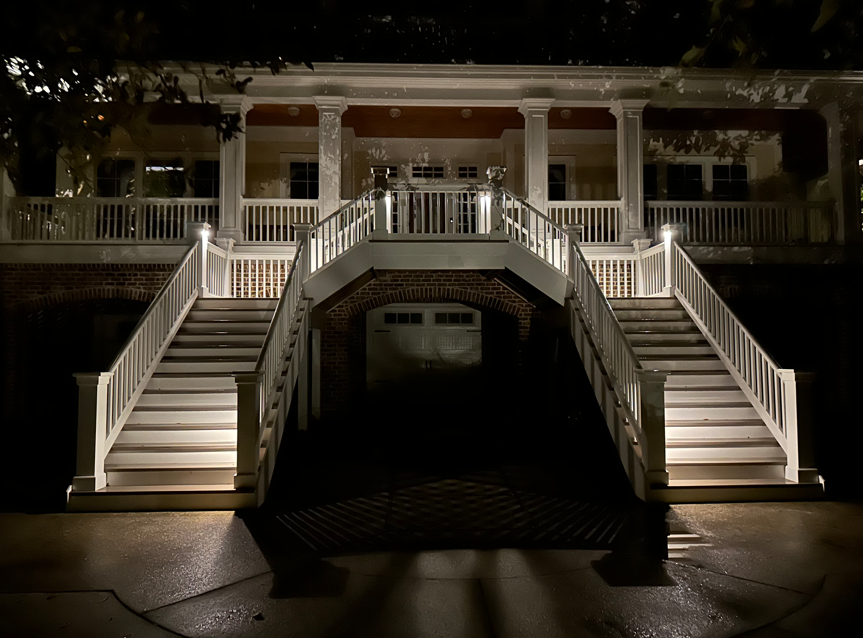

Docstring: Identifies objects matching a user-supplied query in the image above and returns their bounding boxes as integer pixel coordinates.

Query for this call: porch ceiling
[246,105,616,137]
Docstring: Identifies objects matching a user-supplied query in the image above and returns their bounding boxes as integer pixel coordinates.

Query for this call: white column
[518,99,554,212]
[610,99,649,243]
[314,96,348,220]
[820,102,861,245]
[218,95,253,243]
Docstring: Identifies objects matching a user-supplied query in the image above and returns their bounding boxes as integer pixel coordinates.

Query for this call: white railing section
[309,190,376,272]
[547,200,622,243]
[637,243,666,297]
[646,201,835,245]
[6,197,218,242]
[243,198,318,242]
[669,241,791,447]
[234,242,311,492]
[390,185,487,234]
[498,189,568,273]
[104,243,200,440]
[570,244,645,443]
[206,242,230,297]
[585,254,636,298]
[231,254,293,298]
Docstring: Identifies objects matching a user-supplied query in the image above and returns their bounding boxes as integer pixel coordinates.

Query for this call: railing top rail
[242,198,318,205]
[499,187,567,233]
[254,242,305,372]
[311,189,378,233]
[208,242,228,259]
[647,199,832,208]
[9,196,218,204]
[548,200,623,206]
[638,242,665,257]
[107,242,198,373]
[672,240,782,368]
[391,183,487,192]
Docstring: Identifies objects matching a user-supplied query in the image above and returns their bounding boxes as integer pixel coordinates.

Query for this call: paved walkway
[1,500,862,637]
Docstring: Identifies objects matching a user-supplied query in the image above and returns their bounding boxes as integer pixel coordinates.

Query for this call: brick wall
[0,263,174,422]
[320,270,540,417]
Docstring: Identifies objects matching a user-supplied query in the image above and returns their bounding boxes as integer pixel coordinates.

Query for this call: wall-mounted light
[201,229,210,242]
[287,106,300,117]
[389,108,401,118]
[560,109,572,120]
[461,108,473,119]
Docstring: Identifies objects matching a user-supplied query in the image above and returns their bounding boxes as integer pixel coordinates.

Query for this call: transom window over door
[412,166,444,179]
[712,164,749,201]
[667,164,703,201]
[290,161,319,199]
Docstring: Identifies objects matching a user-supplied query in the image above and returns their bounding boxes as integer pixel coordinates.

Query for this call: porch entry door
[390,188,480,234]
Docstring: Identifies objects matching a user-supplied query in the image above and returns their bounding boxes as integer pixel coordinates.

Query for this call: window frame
[279,153,320,200]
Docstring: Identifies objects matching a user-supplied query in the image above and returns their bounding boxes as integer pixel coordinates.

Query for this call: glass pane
[448,313,460,323]
[384,313,397,324]
[410,313,423,324]
[397,313,410,324]
[713,165,730,180]
[435,313,447,324]
[730,164,748,179]
[461,313,474,324]
[144,159,185,197]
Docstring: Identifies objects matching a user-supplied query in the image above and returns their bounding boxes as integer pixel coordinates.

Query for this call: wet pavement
[1,500,862,637]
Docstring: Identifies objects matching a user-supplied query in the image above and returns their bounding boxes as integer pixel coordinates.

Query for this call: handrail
[569,241,646,440]
[670,241,790,443]
[309,189,377,272]
[498,187,569,272]
[105,241,200,438]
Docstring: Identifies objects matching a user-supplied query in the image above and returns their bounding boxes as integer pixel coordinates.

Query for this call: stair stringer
[254,299,311,505]
[566,296,650,500]
[672,289,790,458]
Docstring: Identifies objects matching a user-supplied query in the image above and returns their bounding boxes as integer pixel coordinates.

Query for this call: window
[384,312,423,325]
[144,158,186,197]
[289,161,319,199]
[412,166,444,179]
[458,166,478,179]
[192,160,220,198]
[667,164,703,201]
[548,164,567,201]
[434,312,474,325]
[96,159,136,197]
[712,164,749,201]
[643,164,658,201]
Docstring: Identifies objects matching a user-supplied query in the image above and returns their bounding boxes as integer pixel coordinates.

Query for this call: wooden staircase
[610,297,823,502]
[67,297,278,511]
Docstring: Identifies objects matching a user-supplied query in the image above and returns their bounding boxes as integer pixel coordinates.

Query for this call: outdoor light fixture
[560,109,572,119]
[201,229,210,241]
[389,108,401,118]
[461,108,473,119]
[287,106,300,117]
[663,228,672,243]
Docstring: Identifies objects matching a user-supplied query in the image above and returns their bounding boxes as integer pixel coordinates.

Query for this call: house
[1,63,860,511]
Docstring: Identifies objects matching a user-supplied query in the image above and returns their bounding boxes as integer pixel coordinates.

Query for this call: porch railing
[499,189,568,273]
[390,185,488,234]
[309,190,376,272]
[547,200,621,243]
[243,198,318,242]
[646,201,835,245]
[5,197,218,242]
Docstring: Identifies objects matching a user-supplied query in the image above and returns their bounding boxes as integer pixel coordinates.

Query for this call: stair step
[666,437,779,449]
[126,408,237,425]
[165,346,261,358]
[665,404,761,420]
[171,333,267,344]
[178,321,270,334]
[625,332,706,343]
[609,298,681,309]
[155,360,257,373]
[186,309,275,322]
[194,298,277,310]
[665,388,747,402]
[147,374,237,391]
[640,359,727,371]
[666,446,786,462]
[634,345,716,356]
[620,320,697,332]
[615,309,691,321]
[137,391,237,407]
[106,468,236,487]
[666,424,772,439]
[123,422,238,431]
[116,429,236,446]
[664,372,736,387]
[668,463,786,481]
[105,450,237,468]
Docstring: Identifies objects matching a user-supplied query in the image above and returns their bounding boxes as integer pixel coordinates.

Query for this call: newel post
[564,224,584,281]
[486,166,507,235]
[233,371,263,490]
[371,166,390,237]
[70,372,112,491]
[779,370,820,484]
[217,237,235,298]
[636,369,669,487]
[0,167,12,241]
[187,221,211,297]
[661,223,680,297]
[632,238,652,297]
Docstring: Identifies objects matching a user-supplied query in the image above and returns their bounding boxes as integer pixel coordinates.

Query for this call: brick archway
[321,270,540,416]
